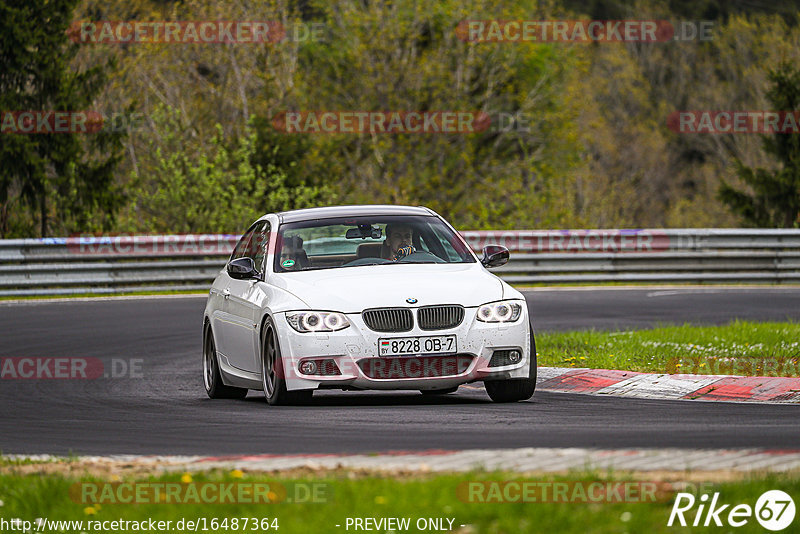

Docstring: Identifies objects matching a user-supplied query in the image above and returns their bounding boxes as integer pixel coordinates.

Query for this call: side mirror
[227,257,259,280]
[480,245,509,268]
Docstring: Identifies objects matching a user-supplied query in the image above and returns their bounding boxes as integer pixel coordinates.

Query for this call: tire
[420,386,459,395]
[203,326,248,399]
[261,317,313,406]
[484,322,537,403]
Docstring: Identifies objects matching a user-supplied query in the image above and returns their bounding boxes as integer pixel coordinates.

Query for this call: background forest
[1,0,799,237]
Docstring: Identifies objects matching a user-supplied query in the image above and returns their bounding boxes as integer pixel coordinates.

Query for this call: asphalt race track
[1,288,799,456]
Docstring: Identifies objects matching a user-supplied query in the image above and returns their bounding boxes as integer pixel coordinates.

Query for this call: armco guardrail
[1,229,799,296]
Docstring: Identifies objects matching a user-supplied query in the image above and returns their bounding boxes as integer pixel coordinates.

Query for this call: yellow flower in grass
[181,473,193,483]
[231,469,244,479]
[84,506,97,515]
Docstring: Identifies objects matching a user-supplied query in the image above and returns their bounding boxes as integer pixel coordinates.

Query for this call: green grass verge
[1,469,798,533]
[536,320,800,376]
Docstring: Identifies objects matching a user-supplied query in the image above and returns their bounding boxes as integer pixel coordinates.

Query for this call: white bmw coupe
[203,205,536,404]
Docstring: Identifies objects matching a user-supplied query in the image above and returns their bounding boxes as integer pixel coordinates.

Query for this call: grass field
[1,465,798,533]
[536,320,800,376]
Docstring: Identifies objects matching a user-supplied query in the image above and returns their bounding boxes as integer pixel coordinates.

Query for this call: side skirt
[218,353,262,390]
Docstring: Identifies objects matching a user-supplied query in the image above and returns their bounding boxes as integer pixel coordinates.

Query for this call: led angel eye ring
[324,313,341,329]
[303,312,322,331]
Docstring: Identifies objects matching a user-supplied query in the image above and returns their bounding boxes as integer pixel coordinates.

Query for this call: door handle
[222,288,231,299]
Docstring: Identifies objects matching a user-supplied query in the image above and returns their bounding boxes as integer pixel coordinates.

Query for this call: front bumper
[274,307,532,391]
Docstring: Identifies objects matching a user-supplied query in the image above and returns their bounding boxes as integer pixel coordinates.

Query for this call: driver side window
[231,226,256,261]
[245,222,270,275]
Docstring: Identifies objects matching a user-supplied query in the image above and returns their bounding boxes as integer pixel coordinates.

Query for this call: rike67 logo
[668,490,795,531]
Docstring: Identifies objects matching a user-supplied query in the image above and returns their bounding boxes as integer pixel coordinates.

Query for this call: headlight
[286,311,351,332]
[476,301,523,323]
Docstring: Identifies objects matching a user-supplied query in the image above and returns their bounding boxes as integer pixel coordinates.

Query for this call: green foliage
[119,105,332,233]
[719,62,800,228]
[563,0,799,21]
[0,0,124,237]
[289,0,584,229]
[538,320,800,375]
[249,116,339,211]
[4,0,800,236]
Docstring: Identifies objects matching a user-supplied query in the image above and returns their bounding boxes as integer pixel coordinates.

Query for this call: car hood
[272,263,506,312]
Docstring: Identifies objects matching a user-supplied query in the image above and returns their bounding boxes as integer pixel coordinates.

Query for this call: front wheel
[261,317,313,406]
[203,326,248,399]
[484,323,537,403]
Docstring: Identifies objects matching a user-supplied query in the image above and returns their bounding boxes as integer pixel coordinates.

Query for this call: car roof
[276,205,436,223]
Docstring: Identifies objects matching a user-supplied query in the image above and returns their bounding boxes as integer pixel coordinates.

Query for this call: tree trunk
[39,193,47,238]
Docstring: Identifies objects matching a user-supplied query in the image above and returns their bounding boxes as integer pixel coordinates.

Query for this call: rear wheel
[261,317,313,406]
[484,323,537,403]
[203,326,248,399]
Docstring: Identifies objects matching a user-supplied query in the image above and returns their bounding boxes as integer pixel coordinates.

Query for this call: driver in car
[382,223,416,261]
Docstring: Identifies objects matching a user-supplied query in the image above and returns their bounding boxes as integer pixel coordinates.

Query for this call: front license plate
[378,335,457,356]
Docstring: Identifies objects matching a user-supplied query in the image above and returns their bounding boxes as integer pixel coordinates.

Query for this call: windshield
[273,215,475,272]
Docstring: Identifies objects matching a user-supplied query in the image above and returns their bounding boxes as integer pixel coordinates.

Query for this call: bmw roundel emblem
[406,298,418,304]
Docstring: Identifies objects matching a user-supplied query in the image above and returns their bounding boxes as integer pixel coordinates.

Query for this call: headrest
[356,242,385,259]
